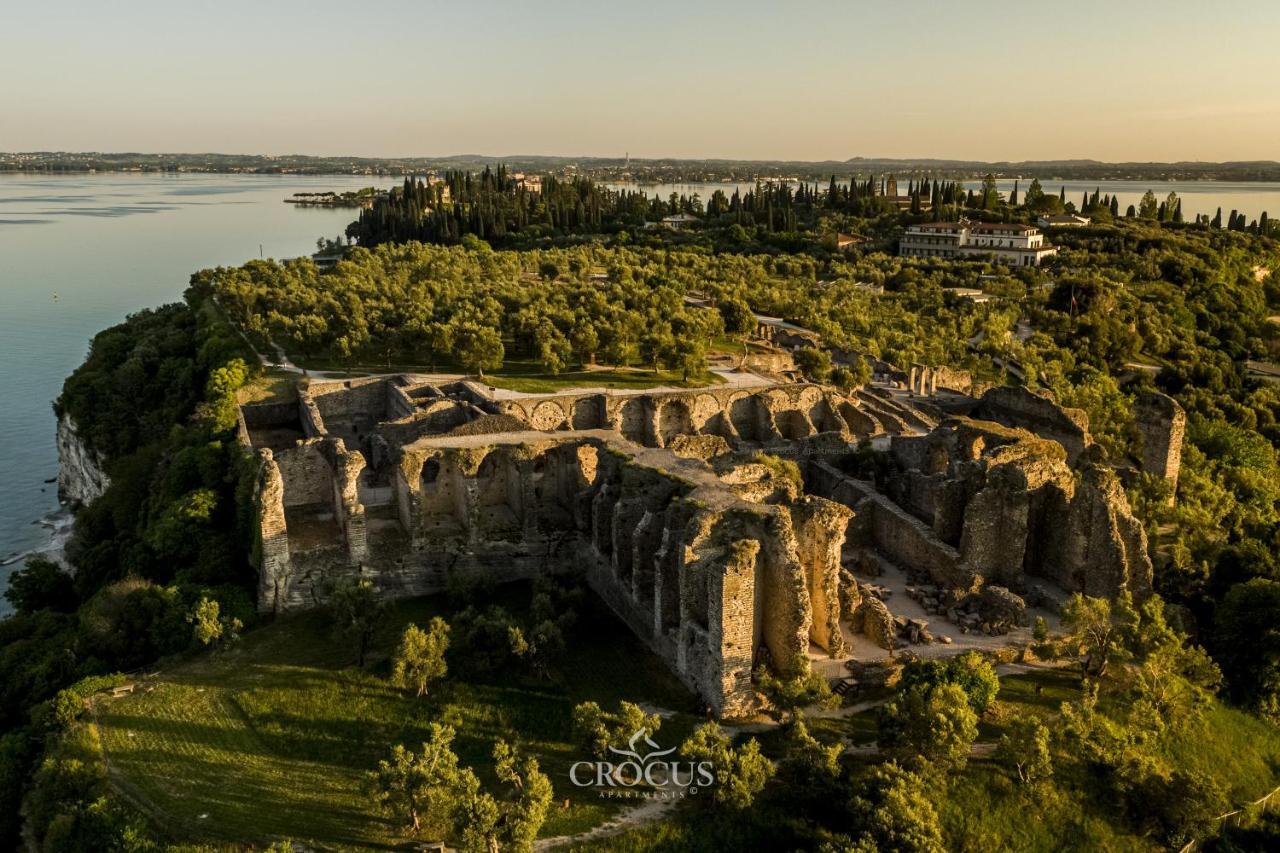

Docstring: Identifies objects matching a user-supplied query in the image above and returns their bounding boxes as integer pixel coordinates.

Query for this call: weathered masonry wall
[491,383,886,447]
[809,415,1153,602]
[1134,391,1186,490]
[251,418,858,716]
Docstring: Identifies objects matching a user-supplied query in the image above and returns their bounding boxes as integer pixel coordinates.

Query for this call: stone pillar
[708,539,759,717]
[256,451,291,613]
[789,497,854,656]
[1134,391,1186,501]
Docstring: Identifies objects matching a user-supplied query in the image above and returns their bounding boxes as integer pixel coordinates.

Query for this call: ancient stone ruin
[238,376,1161,716]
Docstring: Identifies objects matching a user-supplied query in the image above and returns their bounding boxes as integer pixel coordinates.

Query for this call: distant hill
[4,151,1280,181]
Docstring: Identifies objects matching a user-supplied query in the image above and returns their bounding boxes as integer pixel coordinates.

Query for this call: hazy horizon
[5,0,1279,162]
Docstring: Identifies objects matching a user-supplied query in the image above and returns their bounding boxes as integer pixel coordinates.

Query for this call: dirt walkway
[536,794,682,851]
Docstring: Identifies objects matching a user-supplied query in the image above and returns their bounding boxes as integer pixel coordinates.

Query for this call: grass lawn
[235,368,300,406]
[94,585,703,850]
[286,351,728,394]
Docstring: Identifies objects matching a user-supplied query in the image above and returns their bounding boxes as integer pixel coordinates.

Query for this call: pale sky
[3,0,1278,162]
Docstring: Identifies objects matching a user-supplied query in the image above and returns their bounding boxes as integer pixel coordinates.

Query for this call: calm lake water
[0,172,398,606]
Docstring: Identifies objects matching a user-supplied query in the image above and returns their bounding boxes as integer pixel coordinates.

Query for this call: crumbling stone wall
[810,415,1152,603]
[975,386,1091,465]
[490,383,899,449]
[1134,391,1185,490]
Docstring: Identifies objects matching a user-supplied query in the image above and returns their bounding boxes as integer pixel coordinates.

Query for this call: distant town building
[1037,213,1091,228]
[899,221,1058,267]
[660,213,700,229]
[876,174,924,211]
[513,172,542,194]
[943,287,996,304]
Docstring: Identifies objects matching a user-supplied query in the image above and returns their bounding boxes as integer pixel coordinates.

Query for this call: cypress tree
[1010,180,1019,206]
[1212,207,1223,228]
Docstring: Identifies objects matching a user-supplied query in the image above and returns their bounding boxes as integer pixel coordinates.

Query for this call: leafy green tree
[878,683,978,772]
[457,741,554,853]
[849,761,946,853]
[755,666,836,721]
[1213,578,1280,716]
[571,701,661,760]
[718,298,755,339]
[453,321,504,379]
[187,596,242,650]
[1138,190,1160,220]
[793,346,832,383]
[1060,594,1128,679]
[370,724,464,835]
[995,718,1052,785]
[392,617,450,698]
[1022,178,1047,210]
[507,618,565,680]
[980,173,1001,211]
[680,723,774,810]
[4,557,77,614]
[327,577,386,667]
[897,651,999,714]
[775,716,843,809]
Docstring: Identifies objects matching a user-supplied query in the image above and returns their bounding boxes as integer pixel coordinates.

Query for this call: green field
[94,587,703,850]
[283,353,730,395]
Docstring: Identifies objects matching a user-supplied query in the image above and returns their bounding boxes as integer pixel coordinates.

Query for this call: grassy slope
[95,589,703,850]
[940,668,1280,853]
[586,668,1280,853]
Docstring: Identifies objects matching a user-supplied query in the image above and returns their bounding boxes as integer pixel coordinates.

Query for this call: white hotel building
[899,221,1058,267]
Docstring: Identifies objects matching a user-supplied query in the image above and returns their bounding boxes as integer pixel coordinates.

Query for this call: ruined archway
[776,410,814,441]
[530,401,566,431]
[730,394,761,441]
[619,397,649,445]
[572,397,600,430]
[838,402,877,436]
[658,400,694,446]
[474,450,523,538]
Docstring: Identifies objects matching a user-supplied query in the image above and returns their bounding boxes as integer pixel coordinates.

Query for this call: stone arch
[796,385,824,411]
[691,394,721,430]
[658,400,694,446]
[776,410,814,441]
[729,394,761,441]
[530,401,567,431]
[926,443,950,475]
[420,458,441,491]
[838,401,877,436]
[619,397,649,445]
[572,397,600,430]
[808,396,845,433]
[474,450,523,537]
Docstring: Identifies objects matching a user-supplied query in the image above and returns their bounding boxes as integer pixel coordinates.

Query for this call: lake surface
[612,179,1280,222]
[0,172,398,606]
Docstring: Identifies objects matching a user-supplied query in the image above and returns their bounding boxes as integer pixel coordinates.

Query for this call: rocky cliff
[56,413,110,507]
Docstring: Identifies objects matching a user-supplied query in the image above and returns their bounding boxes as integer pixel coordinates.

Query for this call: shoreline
[0,505,74,570]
